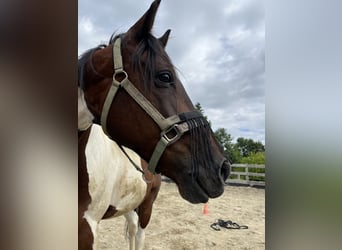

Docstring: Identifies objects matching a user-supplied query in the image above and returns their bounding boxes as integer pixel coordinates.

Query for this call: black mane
[132,34,169,90]
[78,44,106,89]
[78,32,168,90]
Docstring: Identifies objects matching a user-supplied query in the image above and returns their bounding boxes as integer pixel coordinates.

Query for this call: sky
[78,0,265,144]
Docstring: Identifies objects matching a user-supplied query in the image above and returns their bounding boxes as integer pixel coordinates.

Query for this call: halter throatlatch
[101,37,207,174]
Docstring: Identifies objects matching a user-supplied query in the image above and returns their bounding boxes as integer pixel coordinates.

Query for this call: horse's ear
[158,29,171,47]
[127,0,161,41]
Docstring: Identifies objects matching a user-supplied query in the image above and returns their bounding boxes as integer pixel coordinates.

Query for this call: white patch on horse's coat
[78,87,94,130]
[84,124,148,247]
[124,211,139,250]
[135,223,145,250]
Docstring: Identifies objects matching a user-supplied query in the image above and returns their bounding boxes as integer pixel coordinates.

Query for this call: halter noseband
[101,37,205,174]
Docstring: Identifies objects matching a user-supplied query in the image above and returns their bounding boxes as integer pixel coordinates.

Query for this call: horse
[79,89,161,250]
[83,124,161,250]
[78,0,230,248]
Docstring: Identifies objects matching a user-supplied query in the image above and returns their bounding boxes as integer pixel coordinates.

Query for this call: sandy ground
[97,181,265,250]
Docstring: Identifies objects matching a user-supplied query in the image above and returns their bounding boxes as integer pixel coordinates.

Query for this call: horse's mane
[78,44,106,89]
[77,33,122,89]
[132,34,171,90]
[78,32,169,90]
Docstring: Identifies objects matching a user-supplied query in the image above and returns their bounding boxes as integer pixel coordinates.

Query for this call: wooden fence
[226,164,265,187]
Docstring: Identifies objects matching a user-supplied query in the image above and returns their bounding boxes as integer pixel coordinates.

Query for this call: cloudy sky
[78,0,265,144]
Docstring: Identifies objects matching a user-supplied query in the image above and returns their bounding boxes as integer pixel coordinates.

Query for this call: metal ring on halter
[113,70,128,84]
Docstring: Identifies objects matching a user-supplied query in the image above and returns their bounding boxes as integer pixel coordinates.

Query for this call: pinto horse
[79,89,161,250]
[82,123,161,250]
[78,0,230,248]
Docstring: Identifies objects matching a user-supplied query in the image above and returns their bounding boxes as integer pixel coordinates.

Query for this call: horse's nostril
[220,160,230,181]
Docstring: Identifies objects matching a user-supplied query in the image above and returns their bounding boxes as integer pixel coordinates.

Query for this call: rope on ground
[210,219,248,231]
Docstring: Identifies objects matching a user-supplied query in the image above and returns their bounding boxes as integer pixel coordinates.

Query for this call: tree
[214,128,240,163]
[194,102,211,126]
[234,137,265,157]
[214,128,233,151]
[194,102,204,114]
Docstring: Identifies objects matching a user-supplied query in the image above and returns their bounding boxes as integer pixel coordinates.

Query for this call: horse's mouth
[176,178,223,204]
[178,183,208,204]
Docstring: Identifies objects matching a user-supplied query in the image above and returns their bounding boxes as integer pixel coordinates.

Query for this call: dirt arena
[97,181,265,250]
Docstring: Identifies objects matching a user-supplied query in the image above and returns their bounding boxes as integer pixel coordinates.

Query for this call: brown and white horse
[79,89,160,250]
[78,0,230,248]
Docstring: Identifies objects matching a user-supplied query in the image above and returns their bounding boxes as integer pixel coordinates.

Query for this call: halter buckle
[161,124,182,144]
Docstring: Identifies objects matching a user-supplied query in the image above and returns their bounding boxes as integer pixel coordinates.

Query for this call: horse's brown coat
[78,129,93,250]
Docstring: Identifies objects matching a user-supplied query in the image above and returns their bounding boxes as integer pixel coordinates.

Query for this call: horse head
[78,0,230,203]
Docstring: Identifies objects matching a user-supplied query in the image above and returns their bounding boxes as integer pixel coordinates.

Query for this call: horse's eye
[155,71,174,88]
[158,72,172,82]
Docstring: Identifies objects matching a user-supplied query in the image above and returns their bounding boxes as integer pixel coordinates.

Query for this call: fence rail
[226,164,265,187]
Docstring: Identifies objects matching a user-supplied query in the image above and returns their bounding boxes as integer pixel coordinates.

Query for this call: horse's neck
[85,125,147,218]
[78,87,94,131]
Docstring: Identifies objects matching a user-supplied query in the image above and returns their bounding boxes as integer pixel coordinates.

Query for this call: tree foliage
[214,128,239,163]
[194,102,211,126]
[234,137,265,157]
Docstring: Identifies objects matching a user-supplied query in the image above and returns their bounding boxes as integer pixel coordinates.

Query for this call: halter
[101,37,206,174]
